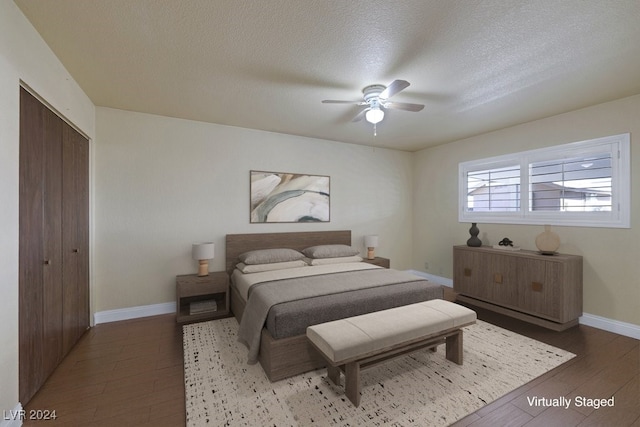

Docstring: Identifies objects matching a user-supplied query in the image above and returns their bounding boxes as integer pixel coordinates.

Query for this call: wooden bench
[306,299,477,406]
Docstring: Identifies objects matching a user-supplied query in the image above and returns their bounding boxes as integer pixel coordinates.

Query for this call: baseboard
[579,312,640,340]
[93,302,175,324]
[406,270,640,340]
[1,403,23,427]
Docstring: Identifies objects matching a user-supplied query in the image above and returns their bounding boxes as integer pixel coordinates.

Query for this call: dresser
[453,245,582,330]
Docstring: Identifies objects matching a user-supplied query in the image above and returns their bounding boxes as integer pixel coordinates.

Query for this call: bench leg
[445,329,463,365]
[345,362,361,407]
[327,364,341,386]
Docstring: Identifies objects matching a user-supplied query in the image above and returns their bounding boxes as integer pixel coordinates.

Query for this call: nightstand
[176,272,230,324]
[362,257,390,268]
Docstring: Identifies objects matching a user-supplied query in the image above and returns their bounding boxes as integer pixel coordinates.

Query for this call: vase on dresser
[535,225,560,255]
[467,223,482,247]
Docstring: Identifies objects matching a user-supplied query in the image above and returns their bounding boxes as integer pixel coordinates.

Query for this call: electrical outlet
[424,261,429,270]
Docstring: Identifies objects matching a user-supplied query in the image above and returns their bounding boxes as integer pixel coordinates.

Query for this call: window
[459,134,630,228]
[466,164,520,212]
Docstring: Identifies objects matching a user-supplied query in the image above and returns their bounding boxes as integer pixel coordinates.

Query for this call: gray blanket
[237,268,429,364]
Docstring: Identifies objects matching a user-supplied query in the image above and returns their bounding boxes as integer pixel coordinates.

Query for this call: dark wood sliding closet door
[19,87,89,405]
[41,97,65,380]
[61,122,90,354]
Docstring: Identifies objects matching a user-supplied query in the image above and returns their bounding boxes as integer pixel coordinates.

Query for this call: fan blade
[351,108,367,122]
[384,101,424,112]
[379,80,410,100]
[322,100,365,105]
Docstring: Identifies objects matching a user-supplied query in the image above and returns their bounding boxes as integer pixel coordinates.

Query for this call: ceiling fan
[322,80,424,126]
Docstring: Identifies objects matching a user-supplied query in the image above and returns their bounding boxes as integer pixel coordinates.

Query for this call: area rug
[183,318,574,426]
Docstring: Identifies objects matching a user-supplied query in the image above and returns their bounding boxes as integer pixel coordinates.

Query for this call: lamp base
[367,247,375,260]
[197,260,209,276]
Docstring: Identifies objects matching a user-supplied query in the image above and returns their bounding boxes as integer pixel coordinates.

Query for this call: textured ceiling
[15,0,640,151]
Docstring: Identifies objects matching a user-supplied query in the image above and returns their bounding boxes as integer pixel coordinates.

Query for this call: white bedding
[231,262,381,301]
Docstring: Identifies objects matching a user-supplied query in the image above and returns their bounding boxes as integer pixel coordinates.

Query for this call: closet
[19,87,90,404]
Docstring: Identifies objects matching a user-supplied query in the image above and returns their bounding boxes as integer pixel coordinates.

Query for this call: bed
[226,230,443,381]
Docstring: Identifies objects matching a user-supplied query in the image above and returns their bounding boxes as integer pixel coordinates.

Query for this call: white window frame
[459,133,630,228]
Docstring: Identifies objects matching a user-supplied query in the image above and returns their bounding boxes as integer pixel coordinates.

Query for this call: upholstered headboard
[225,230,351,274]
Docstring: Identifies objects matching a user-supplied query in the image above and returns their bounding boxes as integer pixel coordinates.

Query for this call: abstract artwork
[250,170,330,223]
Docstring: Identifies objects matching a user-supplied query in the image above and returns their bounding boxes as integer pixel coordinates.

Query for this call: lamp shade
[365,108,384,124]
[192,242,215,260]
[364,235,379,248]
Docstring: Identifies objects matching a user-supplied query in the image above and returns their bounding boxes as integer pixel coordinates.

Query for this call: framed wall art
[250,170,330,223]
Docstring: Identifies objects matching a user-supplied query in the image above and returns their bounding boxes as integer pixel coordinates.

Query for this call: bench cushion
[306,299,476,364]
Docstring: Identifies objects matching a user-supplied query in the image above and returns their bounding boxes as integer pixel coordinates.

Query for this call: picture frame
[250,170,330,223]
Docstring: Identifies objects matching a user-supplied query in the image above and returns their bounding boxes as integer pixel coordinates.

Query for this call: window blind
[466,165,520,212]
[458,133,629,228]
[529,153,612,212]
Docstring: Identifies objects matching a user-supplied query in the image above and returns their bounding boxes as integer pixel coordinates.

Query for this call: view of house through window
[529,153,612,212]
[459,133,630,228]
[466,165,520,212]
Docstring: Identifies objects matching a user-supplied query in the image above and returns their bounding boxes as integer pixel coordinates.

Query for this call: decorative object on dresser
[176,272,230,324]
[493,237,520,251]
[466,222,482,247]
[535,224,561,255]
[364,234,379,259]
[453,245,582,330]
[192,242,215,276]
[249,170,330,223]
[361,256,390,268]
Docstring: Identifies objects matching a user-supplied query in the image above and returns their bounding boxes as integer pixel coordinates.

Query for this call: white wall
[0,1,95,416]
[94,108,414,312]
[413,94,640,327]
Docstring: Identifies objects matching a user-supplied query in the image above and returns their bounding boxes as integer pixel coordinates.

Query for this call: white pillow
[306,255,363,266]
[236,259,308,273]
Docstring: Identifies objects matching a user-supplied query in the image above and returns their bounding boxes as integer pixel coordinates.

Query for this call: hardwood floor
[24,293,639,426]
[451,304,640,427]
[23,314,184,426]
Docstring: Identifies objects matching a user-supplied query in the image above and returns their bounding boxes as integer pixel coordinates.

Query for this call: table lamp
[364,235,379,260]
[192,242,215,276]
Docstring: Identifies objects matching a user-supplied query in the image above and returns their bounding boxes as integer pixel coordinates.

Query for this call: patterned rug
[183,318,574,426]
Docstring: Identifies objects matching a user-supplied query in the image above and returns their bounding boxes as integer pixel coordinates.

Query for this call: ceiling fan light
[366,107,384,124]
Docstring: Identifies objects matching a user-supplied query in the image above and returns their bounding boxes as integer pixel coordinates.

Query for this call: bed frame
[225,230,352,381]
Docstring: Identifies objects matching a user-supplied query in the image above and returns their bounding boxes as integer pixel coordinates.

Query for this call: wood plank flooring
[23,314,184,426]
[451,304,640,427]
[23,291,639,426]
